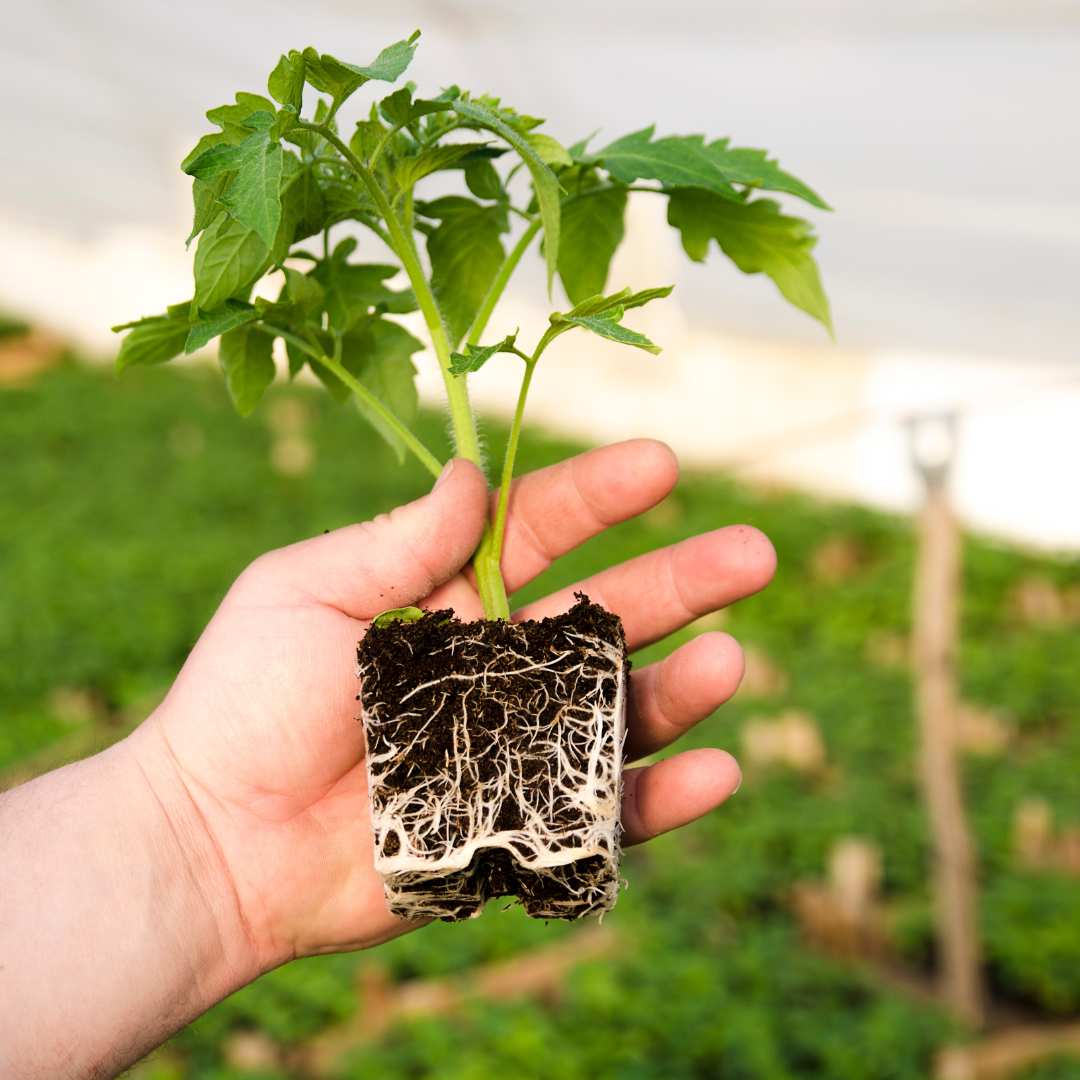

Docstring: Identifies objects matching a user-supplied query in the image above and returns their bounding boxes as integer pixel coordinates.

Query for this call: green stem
[294,123,511,620]
[419,119,462,149]
[461,218,545,622]
[490,358,536,565]
[256,323,443,479]
[295,123,481,465]
[467,217,542,347]
[471,524,511,621]
[368,120,411,173]
[485,320,565,568]
[401,189,424,267]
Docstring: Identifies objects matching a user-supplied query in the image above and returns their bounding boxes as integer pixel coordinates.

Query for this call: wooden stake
[913,460,985,1028]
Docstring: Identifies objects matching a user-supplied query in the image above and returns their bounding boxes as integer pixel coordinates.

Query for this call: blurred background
[2,2,1080,1078]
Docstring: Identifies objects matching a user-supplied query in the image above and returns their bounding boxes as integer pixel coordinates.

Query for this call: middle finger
[623,631,745,762]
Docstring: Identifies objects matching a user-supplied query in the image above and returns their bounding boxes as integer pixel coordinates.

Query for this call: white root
[359,616,628,921]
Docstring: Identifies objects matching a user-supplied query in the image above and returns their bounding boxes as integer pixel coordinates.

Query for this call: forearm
[0,726,258,1079]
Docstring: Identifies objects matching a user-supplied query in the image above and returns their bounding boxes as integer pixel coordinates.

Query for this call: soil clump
[357,595,628,921]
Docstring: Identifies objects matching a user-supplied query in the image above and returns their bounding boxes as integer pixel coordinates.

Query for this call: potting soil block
[357,595,628,921]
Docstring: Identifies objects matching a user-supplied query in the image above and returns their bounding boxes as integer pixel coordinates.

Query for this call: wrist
[125,714,265,990]
[0,719,260,1078]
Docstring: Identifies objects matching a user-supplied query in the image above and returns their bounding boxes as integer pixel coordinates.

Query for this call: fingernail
[432,459,455,492]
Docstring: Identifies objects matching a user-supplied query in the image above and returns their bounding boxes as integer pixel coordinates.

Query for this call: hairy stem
[294,123,512,619]
[483,317,566,580]
[419,119,462,149]
[368,119,413,173]
[471,524,511,621]
[489,358,536,567]
[256,323,443,479]
[294,124,481,466]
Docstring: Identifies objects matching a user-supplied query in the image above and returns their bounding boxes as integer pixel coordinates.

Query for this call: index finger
[513,525,776,652]
[492,439,679,596]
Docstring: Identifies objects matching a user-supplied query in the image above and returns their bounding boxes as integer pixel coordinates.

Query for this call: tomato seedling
[114,29,831,622]
[114,31,831,920]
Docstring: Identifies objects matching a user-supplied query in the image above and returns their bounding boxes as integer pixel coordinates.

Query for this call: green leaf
[464,159,503,201]
[166,301,195,320]
[268,51,306,112]
[525,132,572,167]
[205,103,254,145]
[354,32,420,83]
[563,285,674,319]
[283,325,334,383]
[351,319,423,462]
[187,173,234,247]
[320,180,370,229]
[621,285,676,311]
[282,266,326,318]
[271,159,325,263]
[372,606,424,627]
[448,332,518,377]
[205,95,278,145]
[596,127,740,201]
[285,339,307,379]
[235,92,277,118]
[306,326,371,403]
[419,196,508,346]
[350,106,388,161]
[302,49,367,103]
[378,86,452,128]
[184,140,247,180]
[270,106,299,141]
[185,301,258,353]
[667,187,832,333]
[558,186,627,305]
[700,141,830,210]
[182,132,227,172]
[185,125,285,250]
[216,132,283,248]
[454,146,507,165]
[192,214,271,312]
[378,87,414,127]
[394,142,491,191]
[236,109,276,132]
[550,306,661,354]
[218,323,275,416]
[311,240,414,331]
[451,97,562,297]
[254,268,326,341]
[470,94,544,133]
[301,34,419,107]
[112,309,192,374]
[566,132,599,160]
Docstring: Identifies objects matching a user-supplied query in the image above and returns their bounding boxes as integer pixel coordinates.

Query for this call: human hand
[0,439,775,1078]
[137,438,774,974]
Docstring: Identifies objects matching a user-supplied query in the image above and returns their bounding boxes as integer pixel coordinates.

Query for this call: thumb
[242,459,489,619]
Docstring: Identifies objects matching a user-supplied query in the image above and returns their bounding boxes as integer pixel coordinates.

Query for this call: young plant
[114,30,831,920]
[113,29,831,622]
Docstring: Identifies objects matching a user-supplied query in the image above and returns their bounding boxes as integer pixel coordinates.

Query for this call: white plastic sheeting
[2,0,1079,548]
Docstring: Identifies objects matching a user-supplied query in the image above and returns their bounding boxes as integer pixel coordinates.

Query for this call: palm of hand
[143,441,773,970]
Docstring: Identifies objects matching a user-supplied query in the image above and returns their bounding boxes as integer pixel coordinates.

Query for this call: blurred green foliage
[0,312,31,339]
[4,360,1080,1077]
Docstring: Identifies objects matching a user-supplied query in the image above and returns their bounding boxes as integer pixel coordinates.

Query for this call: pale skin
[0,439,775,1079]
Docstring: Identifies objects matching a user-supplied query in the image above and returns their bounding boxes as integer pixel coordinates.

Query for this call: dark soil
[358,594,629,921]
